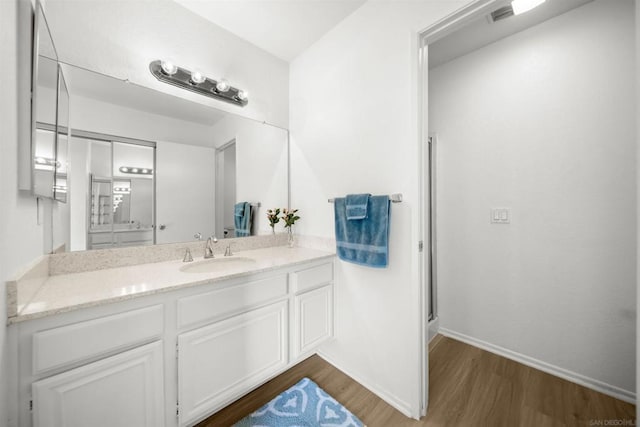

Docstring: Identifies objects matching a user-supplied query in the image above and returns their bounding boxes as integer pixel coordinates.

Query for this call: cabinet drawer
[32,305,163,375]
[177,274,287,329]
[290,262,333,294]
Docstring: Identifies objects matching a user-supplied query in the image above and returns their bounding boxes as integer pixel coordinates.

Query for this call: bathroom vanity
[9,2,324,426]
[8,245,335,427]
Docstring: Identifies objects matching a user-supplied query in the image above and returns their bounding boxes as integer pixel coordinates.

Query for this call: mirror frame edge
[29,0,60,200]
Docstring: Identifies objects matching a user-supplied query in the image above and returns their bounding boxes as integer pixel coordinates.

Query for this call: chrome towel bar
[328,193,403,203]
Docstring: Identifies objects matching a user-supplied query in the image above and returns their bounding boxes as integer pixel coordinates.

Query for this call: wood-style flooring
[197,335,636,426]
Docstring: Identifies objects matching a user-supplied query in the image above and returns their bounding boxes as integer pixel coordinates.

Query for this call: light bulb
[190,70,206,84]
[120,167,129,172]
[132,168,139,173]
[160,60,178,76]
[216,79,230,92]
[141,169,148,174]
[511,0,545,15]
[237,90,248,101]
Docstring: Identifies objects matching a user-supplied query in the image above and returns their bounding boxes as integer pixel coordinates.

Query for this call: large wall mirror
[49,64,288,253]
[30,0,290,254]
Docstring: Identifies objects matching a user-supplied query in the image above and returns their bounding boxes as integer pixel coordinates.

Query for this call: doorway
[419,0,636,416]
[215,140,237,238]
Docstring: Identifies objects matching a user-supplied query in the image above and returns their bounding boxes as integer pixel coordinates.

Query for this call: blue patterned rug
[234,377,365,427]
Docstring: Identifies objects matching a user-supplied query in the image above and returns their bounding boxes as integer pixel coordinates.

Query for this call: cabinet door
[294,285,334,358]
[32,341,164,427]
[178,300,288,426]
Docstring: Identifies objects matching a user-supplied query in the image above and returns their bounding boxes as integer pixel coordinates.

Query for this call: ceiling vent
[489,5,514,22]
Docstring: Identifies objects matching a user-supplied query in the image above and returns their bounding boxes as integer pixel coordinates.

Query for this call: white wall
[1,0,47,425]
[211,115,289,235]
[430,0,636,396]
[44,0,289,129]
[290,0,468,417]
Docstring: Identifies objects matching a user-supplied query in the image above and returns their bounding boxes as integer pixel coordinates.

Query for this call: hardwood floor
[197,335,636,426]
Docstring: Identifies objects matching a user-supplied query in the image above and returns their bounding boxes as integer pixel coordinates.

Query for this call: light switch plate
[491,208,510,224]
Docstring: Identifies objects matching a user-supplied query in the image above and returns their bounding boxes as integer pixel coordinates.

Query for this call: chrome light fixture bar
[149,60,248,107]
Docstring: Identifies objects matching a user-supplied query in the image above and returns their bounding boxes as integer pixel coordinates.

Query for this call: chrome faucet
[205,235,218,259]
[224,243,233,257]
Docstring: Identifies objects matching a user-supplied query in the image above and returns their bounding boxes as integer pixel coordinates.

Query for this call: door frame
[416,0,505,416]
[215,139,236,238]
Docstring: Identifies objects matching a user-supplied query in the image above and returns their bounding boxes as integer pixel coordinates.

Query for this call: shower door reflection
[83,139,155,250]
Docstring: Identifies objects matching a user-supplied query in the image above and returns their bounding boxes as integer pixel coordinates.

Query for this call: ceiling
[173,0,367,62]
[429,0,594,69]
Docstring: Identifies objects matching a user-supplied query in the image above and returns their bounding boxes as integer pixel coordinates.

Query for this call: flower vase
[287,227,295,248]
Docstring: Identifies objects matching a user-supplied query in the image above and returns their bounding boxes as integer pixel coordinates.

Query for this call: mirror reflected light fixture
[149,60,248,107]
[119,166,153,175]
[490,0,545,21]
[511,0,545,15]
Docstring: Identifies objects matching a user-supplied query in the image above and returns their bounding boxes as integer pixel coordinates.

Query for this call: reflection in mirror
[69,137,156,251]
[54,66,69,202]
[54,64,288,253]
[33,126,56,197]
[32,3,58,198]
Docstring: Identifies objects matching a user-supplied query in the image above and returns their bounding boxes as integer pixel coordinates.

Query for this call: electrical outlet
[491,208,510,224]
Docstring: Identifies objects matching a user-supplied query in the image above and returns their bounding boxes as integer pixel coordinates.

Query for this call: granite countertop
[10,246,334,324]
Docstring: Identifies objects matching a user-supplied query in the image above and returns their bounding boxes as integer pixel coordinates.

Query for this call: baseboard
[316,351,416,419]
[439,328,636,404]
[427,317,440,343]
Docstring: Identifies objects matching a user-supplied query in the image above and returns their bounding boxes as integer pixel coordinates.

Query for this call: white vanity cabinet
[177,301,288,426]
[32,341,164,427]
[15,304,167,427]
[291,263,335,359]
[10,257,335,427]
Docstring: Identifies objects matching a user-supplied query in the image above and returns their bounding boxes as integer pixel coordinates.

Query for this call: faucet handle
[194,232,202,241]
[224,243,234,257]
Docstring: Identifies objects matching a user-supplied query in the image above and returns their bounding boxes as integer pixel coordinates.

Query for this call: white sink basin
[180,257,256,274]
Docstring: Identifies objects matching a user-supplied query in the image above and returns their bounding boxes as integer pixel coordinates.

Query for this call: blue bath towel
[234,202,251,237]
[334,195,390,268]
[346,193,370,220]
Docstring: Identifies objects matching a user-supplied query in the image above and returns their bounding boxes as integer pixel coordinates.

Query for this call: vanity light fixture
[215,79,230,92]
[190,70,206,85]
[160,60,178,76]
[149,60,248,107]
[119,166,153,175]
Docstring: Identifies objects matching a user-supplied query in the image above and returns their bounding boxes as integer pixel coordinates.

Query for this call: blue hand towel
[334,195,390,268]
[234,202,252,237]
[345,193,370,220]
